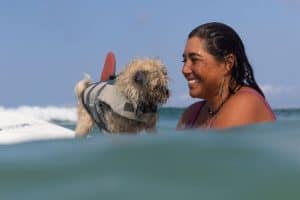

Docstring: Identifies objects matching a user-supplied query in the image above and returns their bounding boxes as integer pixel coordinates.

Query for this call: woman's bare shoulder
[229,87,267,110]
[214,87,274,128]
[229,87,261,104]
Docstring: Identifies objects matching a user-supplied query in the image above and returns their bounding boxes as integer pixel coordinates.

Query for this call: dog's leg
[74,75,94,137]
[75,105,94,137]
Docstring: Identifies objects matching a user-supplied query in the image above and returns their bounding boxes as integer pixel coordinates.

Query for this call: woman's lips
[188,79,201,87]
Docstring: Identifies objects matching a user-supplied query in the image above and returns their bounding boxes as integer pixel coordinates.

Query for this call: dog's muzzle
[81,78,157,131]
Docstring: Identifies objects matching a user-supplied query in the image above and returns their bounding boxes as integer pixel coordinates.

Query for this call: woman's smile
[188,78,201,87]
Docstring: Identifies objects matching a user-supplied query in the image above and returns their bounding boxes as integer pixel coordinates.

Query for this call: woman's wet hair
[188,22,264,97]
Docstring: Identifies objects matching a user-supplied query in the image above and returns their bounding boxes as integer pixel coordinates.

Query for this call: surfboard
[0,52,116,144]
[100,51,116,81]
[0,111,75,144]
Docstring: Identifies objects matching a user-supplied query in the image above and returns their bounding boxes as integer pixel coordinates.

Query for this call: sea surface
[1,106,300,199]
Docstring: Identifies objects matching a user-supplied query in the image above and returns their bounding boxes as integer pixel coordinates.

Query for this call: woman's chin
[189,90,201,98]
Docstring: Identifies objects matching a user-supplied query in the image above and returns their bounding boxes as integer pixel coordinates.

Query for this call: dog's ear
[134,71,148,86]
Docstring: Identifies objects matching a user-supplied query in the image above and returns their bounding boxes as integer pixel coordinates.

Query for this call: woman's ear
[224,54,235,75]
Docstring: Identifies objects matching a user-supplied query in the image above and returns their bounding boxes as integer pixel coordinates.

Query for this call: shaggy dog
[74,58,169,136]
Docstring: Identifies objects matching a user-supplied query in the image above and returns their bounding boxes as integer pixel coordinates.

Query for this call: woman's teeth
[188,79,200,84]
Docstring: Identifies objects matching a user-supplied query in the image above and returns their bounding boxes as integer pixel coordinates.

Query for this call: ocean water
[1,106,300,199]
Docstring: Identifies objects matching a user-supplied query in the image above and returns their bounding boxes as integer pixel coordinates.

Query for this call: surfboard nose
[100,51,116,82]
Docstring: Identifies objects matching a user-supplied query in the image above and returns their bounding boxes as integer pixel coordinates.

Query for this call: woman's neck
[206,89,231,116]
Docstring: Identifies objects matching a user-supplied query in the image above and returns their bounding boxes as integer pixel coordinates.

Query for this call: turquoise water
[1,108,300,199]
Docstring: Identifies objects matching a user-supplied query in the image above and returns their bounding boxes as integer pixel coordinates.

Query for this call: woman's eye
[191,58,199,64]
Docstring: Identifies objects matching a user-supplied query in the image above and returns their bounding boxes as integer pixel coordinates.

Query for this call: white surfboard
[0,111,76,144]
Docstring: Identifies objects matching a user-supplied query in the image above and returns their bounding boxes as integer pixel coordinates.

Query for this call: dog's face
[116,58,169,106]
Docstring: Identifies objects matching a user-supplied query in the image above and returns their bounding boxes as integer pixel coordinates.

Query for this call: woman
[177,22,276,130]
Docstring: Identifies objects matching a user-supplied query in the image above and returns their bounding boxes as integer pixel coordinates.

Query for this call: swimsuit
[184,87,276,129]
[184,101,206,129]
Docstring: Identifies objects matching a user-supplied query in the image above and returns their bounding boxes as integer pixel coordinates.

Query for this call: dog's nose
[165,89,170,97]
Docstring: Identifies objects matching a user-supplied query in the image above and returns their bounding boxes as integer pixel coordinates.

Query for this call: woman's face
[182,36,226,99]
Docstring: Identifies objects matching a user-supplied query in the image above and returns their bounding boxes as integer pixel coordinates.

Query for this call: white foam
[0,110,76,144]
[0,106,77,122]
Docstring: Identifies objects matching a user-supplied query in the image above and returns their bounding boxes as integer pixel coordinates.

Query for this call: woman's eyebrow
[189,52,203,57]
[182,52,203,58]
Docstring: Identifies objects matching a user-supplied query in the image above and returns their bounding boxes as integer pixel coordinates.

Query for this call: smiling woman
[177,22,276,130]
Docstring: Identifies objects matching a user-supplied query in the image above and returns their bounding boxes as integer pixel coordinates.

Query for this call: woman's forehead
[184,37,208,56]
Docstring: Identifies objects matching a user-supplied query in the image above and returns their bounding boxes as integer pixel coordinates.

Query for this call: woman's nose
[182,62,192,75]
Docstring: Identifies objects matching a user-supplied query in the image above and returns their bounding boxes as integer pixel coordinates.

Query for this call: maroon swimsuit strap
[186,101,206,128]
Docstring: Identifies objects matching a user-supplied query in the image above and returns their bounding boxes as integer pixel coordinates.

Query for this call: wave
[0,106,77,122]
[1,129,300,199]
[0,106,183,123]
[1,105,300,123]
[0,105,185,122]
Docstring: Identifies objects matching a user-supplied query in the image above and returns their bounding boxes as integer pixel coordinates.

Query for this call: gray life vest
[81,78,157,131]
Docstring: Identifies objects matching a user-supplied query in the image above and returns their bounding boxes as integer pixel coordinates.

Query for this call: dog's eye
[134,71,148,85]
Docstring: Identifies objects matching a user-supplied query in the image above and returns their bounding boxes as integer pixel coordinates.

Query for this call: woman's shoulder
[215,86,275,127]
[228,86,266,108]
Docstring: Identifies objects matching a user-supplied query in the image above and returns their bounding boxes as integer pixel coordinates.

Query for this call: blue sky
[1,0,300,108]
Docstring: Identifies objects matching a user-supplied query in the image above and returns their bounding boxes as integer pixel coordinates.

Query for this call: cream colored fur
[74,75,95,136]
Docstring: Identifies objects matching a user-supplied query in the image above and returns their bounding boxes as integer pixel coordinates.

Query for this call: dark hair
[188,22,264,97]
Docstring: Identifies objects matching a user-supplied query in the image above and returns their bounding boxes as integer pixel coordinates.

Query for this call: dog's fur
[74,58,169,136]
